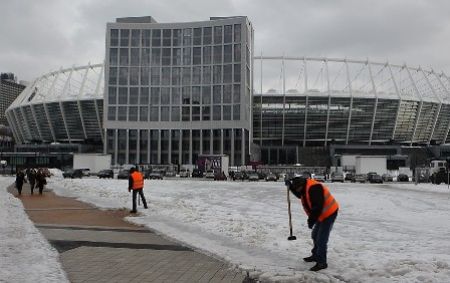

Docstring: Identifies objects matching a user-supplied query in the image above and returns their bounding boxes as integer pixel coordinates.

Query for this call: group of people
[15,168,47,196]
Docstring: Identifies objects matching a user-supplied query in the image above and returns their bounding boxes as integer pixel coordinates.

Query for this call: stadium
[6,56,450,166]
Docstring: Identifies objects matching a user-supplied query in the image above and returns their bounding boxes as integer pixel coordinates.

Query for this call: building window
[108,106,116,120]
[163,29,171,46]
[161,87,170,104]
[234,24,241,42]
[202,106,210,121]
[213,45,222,64]
[110,29,119,46]
[152,29,161,46]
[161,106,170,121]
[129,87,139,104]
[109,48,118,65]
[173,29,182,46]
[234,44,241,62]
[213,86,221,104]
[214,26,222,44]
[203,27,212,44]
[223,105,231,120]
[142,30,151,47]
[213,105,221,120]
[131,29,140,47]
[182,106,190,121]
[120,29,129,46]
[202,86,211,104]
[171,87,181,104]
[233,105,240,120]
[171,106,180,121]
[151,88,160,105]
[118,106,127,121]
[150,106,159,121]
[118,87,127,104]
[223,85,232,103]
[140,106,148,121]
[183,28,192,46]
[140,87,149,104]
[108,87,117,104]
[129,106,138,121]
[193,28,202,45]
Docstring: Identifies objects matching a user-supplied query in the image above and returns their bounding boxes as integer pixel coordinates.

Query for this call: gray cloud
[1,0,449,83]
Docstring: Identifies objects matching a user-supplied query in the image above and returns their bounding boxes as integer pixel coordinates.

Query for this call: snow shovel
[286,186,297,241]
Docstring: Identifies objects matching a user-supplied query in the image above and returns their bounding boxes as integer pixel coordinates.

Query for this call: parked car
[345,172,354,181]
[313,174,326,182]
[79,168,91,177]
[369,174,383,183]
[265,172,278,182]
[257,171,267,180]
[367,172,378,183]
[397,174,409,182]
[117,169,130,179]
[179,169,190,178]
[148,172,164,180]
[97,169,114,179]
[191,169,204,178]
[205,170,215,179]
[214,171,227,181]
[382,173,393,182]
[248,172,259,181]
[331,172,344,182]
[63,169,83,179]
[353,174,367,183]
[165,171,176,177]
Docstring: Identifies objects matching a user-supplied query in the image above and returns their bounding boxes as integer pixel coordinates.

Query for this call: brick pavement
[8,183,253,283]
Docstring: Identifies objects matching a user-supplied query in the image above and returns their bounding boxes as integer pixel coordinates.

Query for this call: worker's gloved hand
[307,218,316,229]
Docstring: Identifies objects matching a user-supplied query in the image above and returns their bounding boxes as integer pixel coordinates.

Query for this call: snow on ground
[0,177,68,283]
[48,176,450,282]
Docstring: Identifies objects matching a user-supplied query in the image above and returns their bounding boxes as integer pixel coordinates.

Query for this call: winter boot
[303,256,317,262]
[310,263,327,271]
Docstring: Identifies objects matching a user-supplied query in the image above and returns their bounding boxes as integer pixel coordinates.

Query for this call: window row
[108,65,242,85]
[106,128,247,166]
[107,104,240,121]
[108,85,241,105]
[109,44,241,66]
[110,24,242,47]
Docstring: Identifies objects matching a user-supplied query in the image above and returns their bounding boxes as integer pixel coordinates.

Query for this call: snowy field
[38,176,450,281]
[0,177,68,283]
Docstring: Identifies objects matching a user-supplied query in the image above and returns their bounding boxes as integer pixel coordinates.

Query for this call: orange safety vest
[301,179,339,222]
[131,171,144,190]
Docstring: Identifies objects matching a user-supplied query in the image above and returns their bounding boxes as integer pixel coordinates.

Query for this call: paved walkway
[8,183,252,283]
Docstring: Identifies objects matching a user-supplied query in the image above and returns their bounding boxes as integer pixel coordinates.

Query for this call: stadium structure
[5,17,450,167]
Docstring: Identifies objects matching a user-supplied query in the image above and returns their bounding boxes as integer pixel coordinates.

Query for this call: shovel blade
[288,236,297,241]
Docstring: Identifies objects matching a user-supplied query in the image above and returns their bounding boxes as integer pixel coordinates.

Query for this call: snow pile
[0,177,68,283]
[48,178,450,282]
[48,168,63,179]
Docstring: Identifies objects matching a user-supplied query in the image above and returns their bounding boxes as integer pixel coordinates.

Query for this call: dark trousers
[16,183,23,195]
[30,181,35,194]
[38,184,44,195]
[132,189,148,211]
[311,211,338,264]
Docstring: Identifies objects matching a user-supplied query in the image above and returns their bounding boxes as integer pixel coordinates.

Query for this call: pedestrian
[15,168,25,196]
[36,169,47,195]
[27,168,36,195]
[128,167,148,213]
[287,175,339,271]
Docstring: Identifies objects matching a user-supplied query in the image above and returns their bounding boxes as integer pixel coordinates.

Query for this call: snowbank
[0,177,68,283]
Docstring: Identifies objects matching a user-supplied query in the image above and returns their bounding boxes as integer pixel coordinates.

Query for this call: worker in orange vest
[128,167,148,213]
[288,175,339,271]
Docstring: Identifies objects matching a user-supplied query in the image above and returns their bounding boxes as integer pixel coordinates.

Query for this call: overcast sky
[1,0,450,85]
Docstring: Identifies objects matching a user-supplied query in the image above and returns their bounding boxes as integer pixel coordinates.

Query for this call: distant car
[214,171,227,181]
[313,174,326,182]
[331,172,344,182]
[248,172,259,181]
[257,171,267,180]
[148,172,163,180]
[165,171,176,177]
[265,172,278,182]
[117,169,130,179]
[97,169,114,179]
[345,172,354,181]
[179,170,190,178]
[63,169,83,179]
[79,168,91,177]
[353,174,367,183]
[369,174,383,183]
[367,172,378,183]
[205,170,215,179]
[382,173,393,182]
[191,169,204,178]
[233,171,243,181]
[397,174,409,182]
